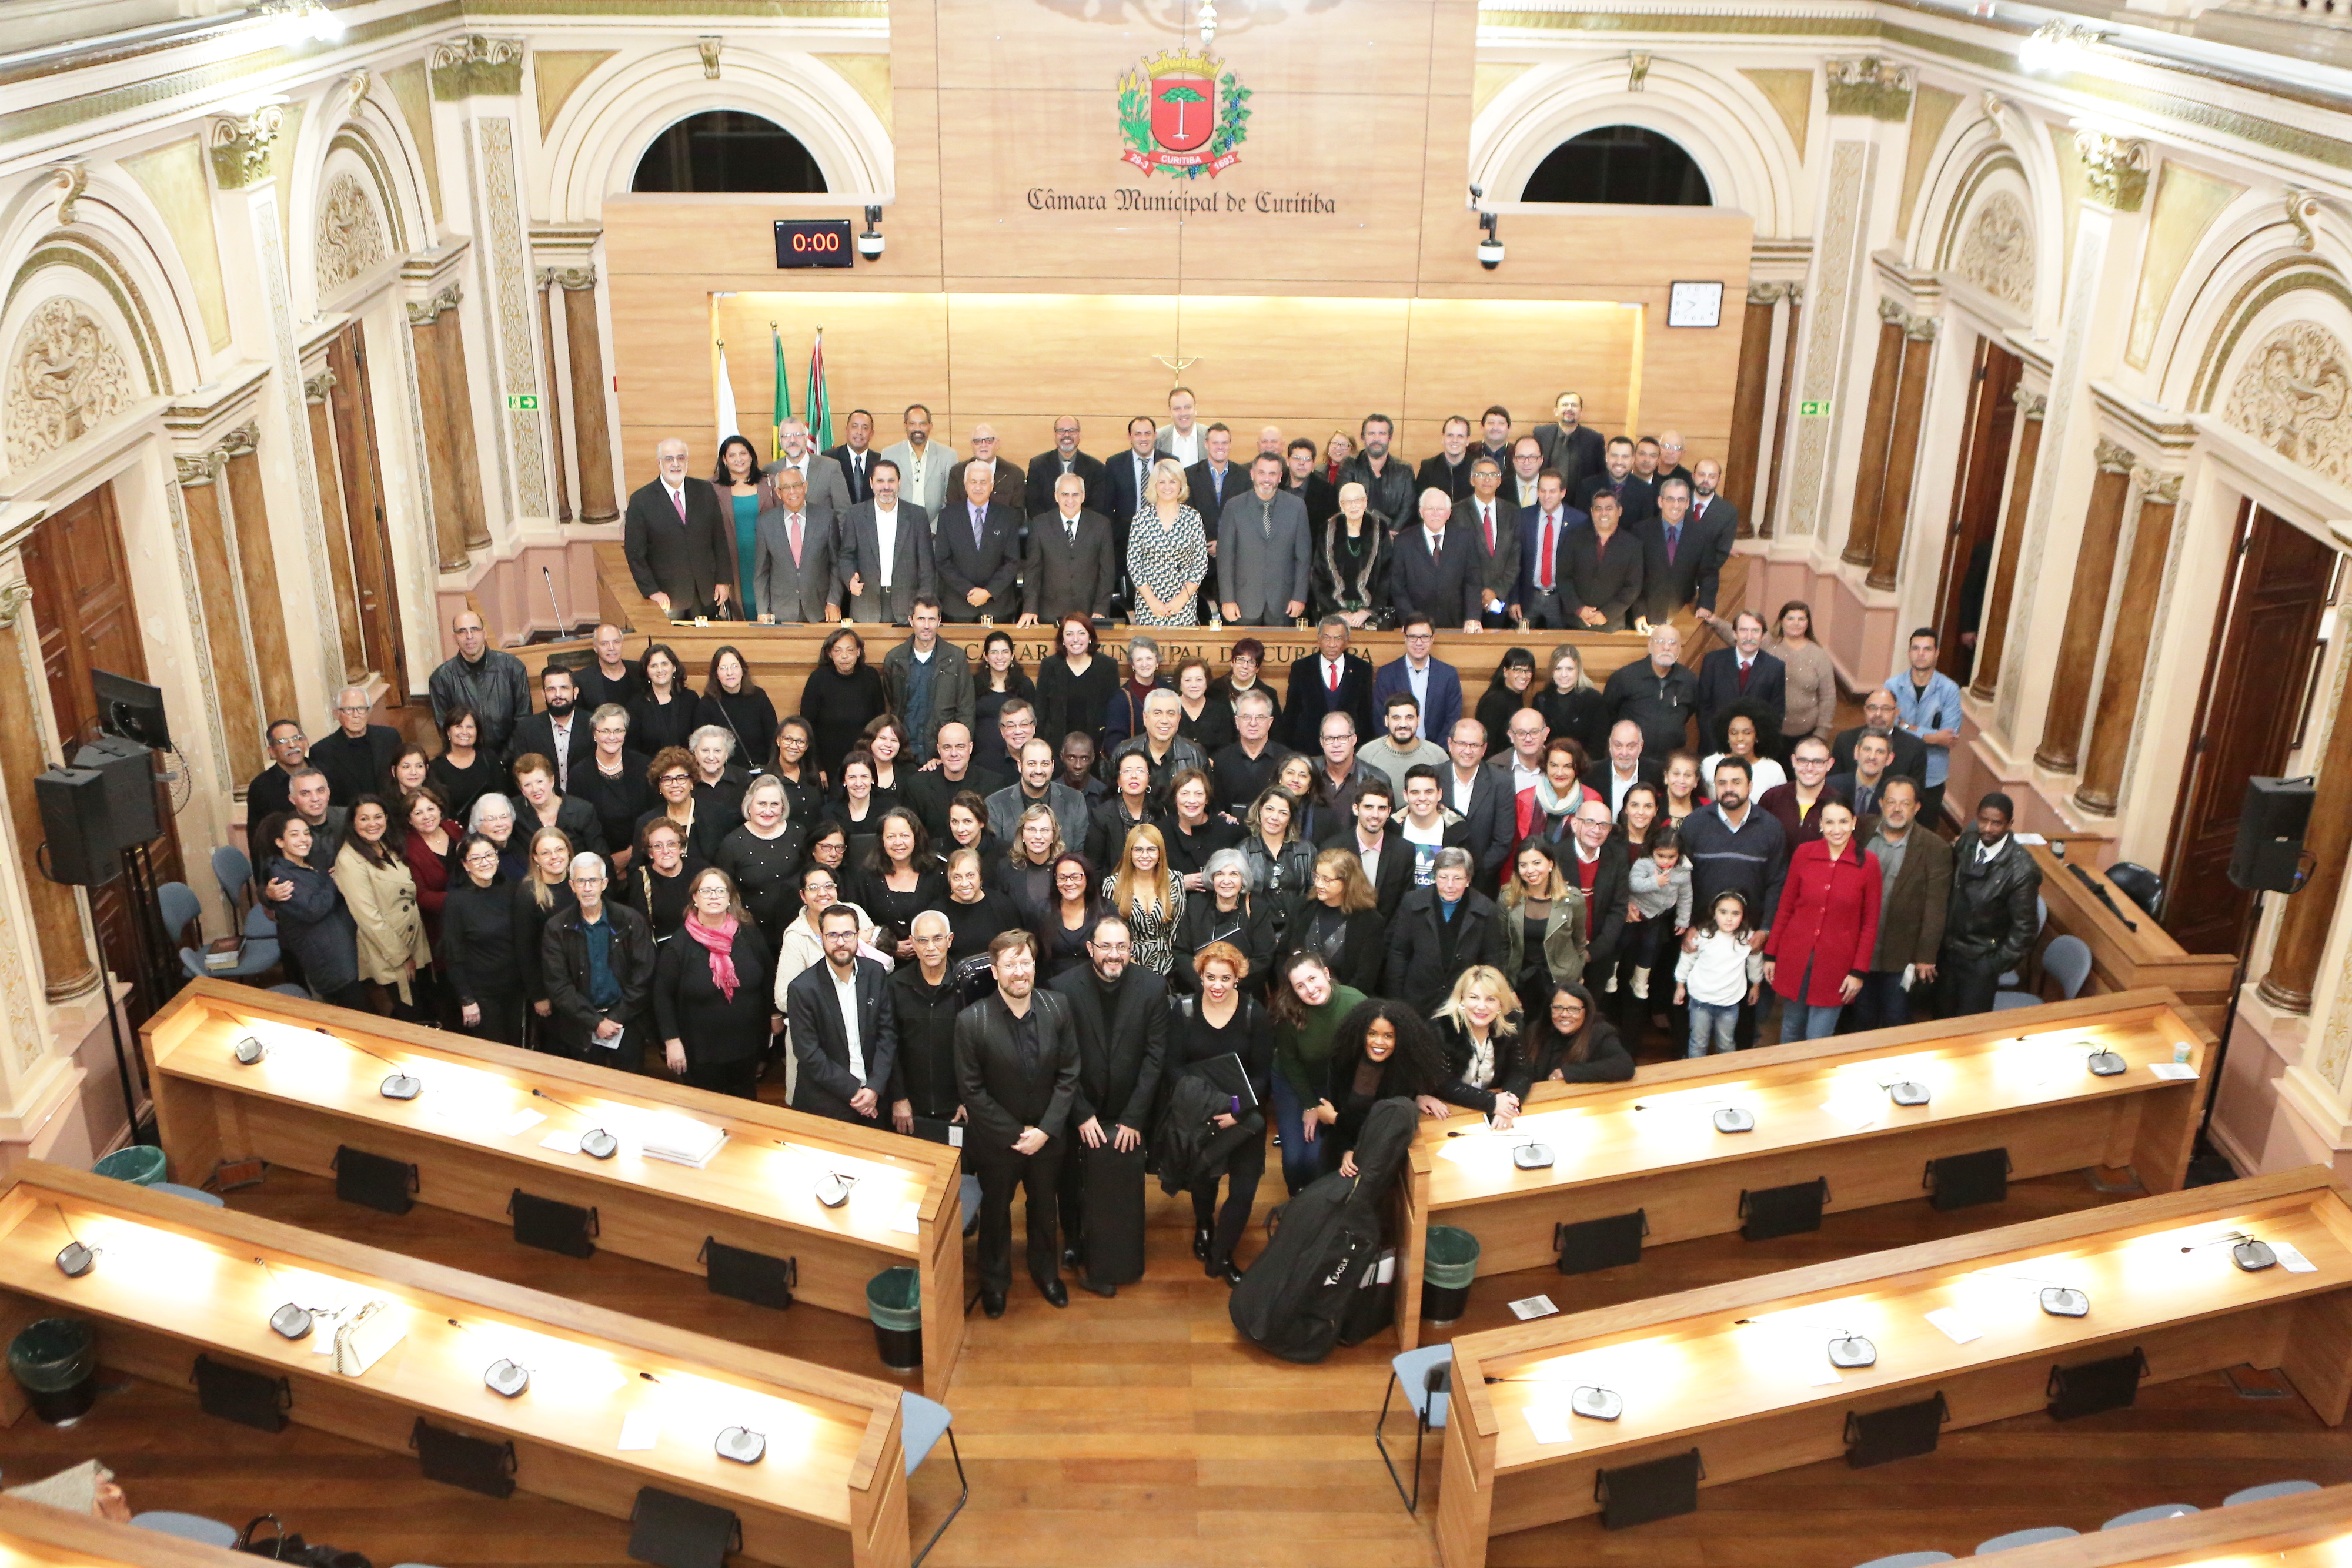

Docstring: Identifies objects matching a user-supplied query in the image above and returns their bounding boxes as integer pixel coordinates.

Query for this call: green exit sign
[505,393,541,412]
[1799,399,1833,418]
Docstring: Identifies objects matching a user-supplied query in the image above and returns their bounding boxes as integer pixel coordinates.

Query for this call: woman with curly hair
[1301,997,1451,1176]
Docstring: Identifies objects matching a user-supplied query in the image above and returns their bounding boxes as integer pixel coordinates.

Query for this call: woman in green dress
[714,435,764,618]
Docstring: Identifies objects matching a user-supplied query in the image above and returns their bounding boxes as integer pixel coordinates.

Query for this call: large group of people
[229,391,2030,1319]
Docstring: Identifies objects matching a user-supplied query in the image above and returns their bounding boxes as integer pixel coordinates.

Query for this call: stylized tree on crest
[1161,84,1204,138]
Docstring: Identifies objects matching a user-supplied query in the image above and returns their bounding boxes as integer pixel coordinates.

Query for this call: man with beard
[955,930,1080,1316]
[1050,916,1168,1297]
[506,666,593,791]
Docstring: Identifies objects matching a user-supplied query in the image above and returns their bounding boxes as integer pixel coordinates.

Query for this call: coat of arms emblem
[1117,49,1250,178]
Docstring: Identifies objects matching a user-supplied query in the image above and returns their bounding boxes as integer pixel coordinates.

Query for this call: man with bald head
[1387,486,1486,632]
[1024,415,1110,516]
[1833,685,1929,784]
[1602,623,1700,764]
[752,466,846,624]
[939,459,1021,621]
[574,623,644,711]
[946,423,1024,513]
[623,436,731,619]
[429,607,532,755]
[1021,470,1116,626]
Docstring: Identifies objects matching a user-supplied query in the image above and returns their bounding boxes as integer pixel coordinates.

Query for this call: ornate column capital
[220,422,260,462]
[698,35,724,79]
[2095,436,2138,473]
[1782,283,1804,307]
[537,264,598,292]
[2136,468,2183,504]
[302,370,337,404]
[430,35,526,99]
[407,282,465,326]
[2073,129,2151,213]
[1878,296,1906,325]
[0,580,31,630]
[2015,390,2048,419]
[1901,311,1940,342]
[173,449,226,487]
[1825,56,1915,121]
[1746,282,1786,306]
[208,104,284,191]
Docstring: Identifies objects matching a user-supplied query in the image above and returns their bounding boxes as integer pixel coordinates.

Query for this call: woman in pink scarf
[653,868,779,1099]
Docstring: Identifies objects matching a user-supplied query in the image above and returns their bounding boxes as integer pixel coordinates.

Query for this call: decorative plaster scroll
[407,283,463,326]
[0,582,29,630]
[2016,390,2048,419]
[208,105,282,190]
[1626,52,1651,91]
[4,297,133,472]
[430,35,525,100]
[1824,56,1914,121]
[2224,320,2352,489]
[47,163,86,228]
[2095,437,2138,473]
[314,172,387,296]
[2074,129,2151,212]
[2287,188,2324,250]
[1955,190,2034,312]
[699,35,724,79]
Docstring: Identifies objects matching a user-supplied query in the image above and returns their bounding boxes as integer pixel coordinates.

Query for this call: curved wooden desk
[1949,1479,2352,1567]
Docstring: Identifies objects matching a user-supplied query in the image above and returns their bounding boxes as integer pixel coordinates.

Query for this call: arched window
[632,111,826,193]
[1521,127,1710,206]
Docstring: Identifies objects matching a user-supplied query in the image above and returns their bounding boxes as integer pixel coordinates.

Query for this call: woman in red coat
[1762,797,1880,1041]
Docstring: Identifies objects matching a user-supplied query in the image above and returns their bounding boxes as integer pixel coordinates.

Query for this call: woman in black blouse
[1168,848,1278,999]
[623,816,706,940]
[852,807,945,963]
[796,818,850,897]
[425,707,499,827]
[512,826,577,1040]
[1101,635,1168,758]
[1171,940,1273,1284]
[1295,847,1387,996]
[1524,982,1634,1084]
[1301,998,1451,1176]
[697,644,777,771]
[1173,658,1235,755]
[439,833,520,1045]
[654,867,777,1100]
[1162,767,1242,892]
[1476,648,1538,758]
[1034,613,1117,754]
[800,627,890,788]
[1534,644,1611,761]
[828,750,888,868]
[972,630,1038,773]
[1311,482,1388,628]
[1037,852,1104,979]
[627,643,699,758]
[773,716,821,823]
[574,704,652,872]
[940,790,1001,879]
[943,845,1020,962]
[860,715,913,803]
[993,803,1064,923]
[713,774,806,950]
[1087,750,1158,869]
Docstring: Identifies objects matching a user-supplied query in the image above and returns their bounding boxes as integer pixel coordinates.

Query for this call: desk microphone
[1979,1272,2090,1316]
[1479,1372,1625,1420]
[446,1318,531,1396]
[50,1205,95,1278]
[255,1258,320,1340]
[2085,1042,2129,1077]
[531,1089,619,1159]
[1879,1076,1931,1106]
[715,1425,767,1463]
[232,1033,267,1065]
[2182,1230,2276,1272]
[1734,1317,1878,1367]
[322,1029,422,1099]
[771,1139,858,1206]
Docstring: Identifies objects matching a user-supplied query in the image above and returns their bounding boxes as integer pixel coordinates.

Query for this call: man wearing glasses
[1024,415,1110,516]
[541,853,656,1065]
[888,910,965,1138]
[945,423,1025,513]
[246,719,310,823]
[309,686,402,807]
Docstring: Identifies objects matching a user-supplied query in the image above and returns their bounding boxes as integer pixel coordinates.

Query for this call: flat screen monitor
[92,668,168,750]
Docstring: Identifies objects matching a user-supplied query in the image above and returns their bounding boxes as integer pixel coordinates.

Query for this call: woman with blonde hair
[1105,823,1184,975]
[1432,965,1531,1127]
[1295,847,1387,994]
[1499,841,1589,1000]
[1128,457,1207,627]
[513,824,577,1038]
[992,801,1065,922]
[1534,643,1611,760]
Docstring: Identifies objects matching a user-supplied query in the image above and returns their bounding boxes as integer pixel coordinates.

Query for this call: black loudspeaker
[2231,776,2314,893]
[72,735,156,849]
[34,767,119,886]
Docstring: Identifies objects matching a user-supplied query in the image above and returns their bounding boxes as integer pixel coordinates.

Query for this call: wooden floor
[0,1162,2346,1568]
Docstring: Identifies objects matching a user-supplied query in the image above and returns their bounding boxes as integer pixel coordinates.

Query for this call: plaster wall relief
[480,116,549,520]
[4,297,133,473]
[313,171,388,297]
[1955,190,2035,312]
[1784,137,1872,537]
[2223,320,2352,489]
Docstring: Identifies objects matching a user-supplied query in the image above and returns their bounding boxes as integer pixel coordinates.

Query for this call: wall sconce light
[858,206,885,262]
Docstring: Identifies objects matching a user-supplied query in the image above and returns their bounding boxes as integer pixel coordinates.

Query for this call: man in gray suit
[768,417,850,516]
[837,457,936,624]
[1021,473,1116,626]
[1217,452,1311,627]
[880,403,954,516]
[752,467,844,624]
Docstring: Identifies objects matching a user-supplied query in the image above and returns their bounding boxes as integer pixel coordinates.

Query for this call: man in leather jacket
[1937,792,2043,1017]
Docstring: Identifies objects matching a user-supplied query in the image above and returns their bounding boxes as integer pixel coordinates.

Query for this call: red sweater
[1763,838,1882,1005]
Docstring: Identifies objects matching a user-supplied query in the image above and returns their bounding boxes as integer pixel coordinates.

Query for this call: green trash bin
[92,1145,165,1187]
[8,1317,96,1423]
[1421,1226,1482,1326]
[866,1266,923,1373]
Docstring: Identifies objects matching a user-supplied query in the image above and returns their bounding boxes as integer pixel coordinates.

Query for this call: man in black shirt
[905,721,1008,841]
[1049,915,1168,1298]
[573,624,644,712]
[1211,689,1292,816]
[888,911,964,1135]
[246,719,308,823]
[1602,624,1700,764]
[955,930,1081,1315]
[309,686,401,806]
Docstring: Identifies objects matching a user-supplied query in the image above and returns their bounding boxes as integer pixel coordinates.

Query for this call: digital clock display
[773,219,854,269]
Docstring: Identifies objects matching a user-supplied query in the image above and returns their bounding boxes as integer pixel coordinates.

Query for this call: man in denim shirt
[1890,628,1966,826]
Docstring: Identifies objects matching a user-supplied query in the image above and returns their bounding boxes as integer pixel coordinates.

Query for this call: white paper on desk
[2274,1241,2319,1273]
[1509,1294,1559,1320]
[539,1129,584,1155]
[1524,1406,1574,1446]
[1819,1099,1880,1131]
[1439,1136,1505,1165]
[2146,1062,2199,1081]
[891,1200,921,1235]
[1925,1307,1983,1345]
[501,1109,546,1137]
[617,1412,659,1452]
[1799,1359,1843,1386]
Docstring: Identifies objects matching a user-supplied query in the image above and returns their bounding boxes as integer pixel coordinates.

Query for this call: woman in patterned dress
[1104,821,1185,976]
[1127,457,1207,628]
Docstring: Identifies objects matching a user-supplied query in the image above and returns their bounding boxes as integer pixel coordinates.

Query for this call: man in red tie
[1696,608,1788,755]
[1511,469,1588,631]
[622,437,733,620]
[1452,455,1521,630]
[1282,617,1375,754]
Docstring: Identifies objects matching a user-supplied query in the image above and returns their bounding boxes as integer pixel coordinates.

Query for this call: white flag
[714,344,740,447]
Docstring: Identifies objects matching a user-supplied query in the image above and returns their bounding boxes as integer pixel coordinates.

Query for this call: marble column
[1843,302,1907,567]
[1866,312,1940,591]
[304,371,367,683]
[174,449,266,782]
[2032,438,2136,774]
[409,286,473,571]
[2259,641,2352,1013]
[536,274,572,526]
[1757,286,1802,539]
[556,265,619,525]
[1726,285,1780,537]
[0,569,98,1000]
[2073,470,2180,815]
[220,424,300,729]
[1969,391,2044,701]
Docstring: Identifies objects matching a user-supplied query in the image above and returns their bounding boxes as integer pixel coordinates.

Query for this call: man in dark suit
[1574,436,1656,526]
[1532,391,1607,500]
[1635,476,1736,631]
[1513,471,1587,631]
[1049,915,1169,1296]
[1105,416,1160,533]
[247,719,309,824]
[1695,610,1787,747]
[623,437,731,619]
[309,686,402,806]
[825,407,879,507]
[1478,406,1515,471]
[1688,457,1740,539]
[954,930,1080,1315]
[1655,432,1694,491]
[1563,492,1646,630]
[1833,687,1930,783]
[1281,437,1337,526]
[1184,423,1242,523]
[1442,719,1517,888]
[1388,488,1485,631]
[786,905,899,1125]
[937,463,1021,623]
[1372,618,1464,742]
[1021,472,1116,625]
[1455,456,1520,629]
[1596,719,1666,818]
[1284,617,1376,753]
[836,457,936,625]
[1025,416,1110,516]
[505,665,594,790]
[944,424,1025,514]
[1340,414,1416,527]
[1557,799,1632,1002]
[1319,778,1414,914]
[1416,414,1478,503]
[751,466,844,624]
[573,623,644,712]
[1827,732,1898,825]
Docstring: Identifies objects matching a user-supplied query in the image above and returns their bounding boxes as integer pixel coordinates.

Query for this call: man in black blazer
[786,906,899,1126]
[1025,417,1111,517]
[1695,610,1787,747]
[1455,456,1520,630]
[1319,778,1414,914]
[1021,473,1117,626]
[1442,719,1518,888]
[1635,476,1736,631]
[1532,392,1607,499]
[836,458,936,625]
[1563,492,1646,630]
[1513,472,1588,631]
[1688,458,1741,541]
[1833,687,1931,783]
[954,931,1081,1315]
[1284,618,1377,754]
[937,463,1022,623]
[1105,416,1160,531]
[1184,422,1243,606]
[1574,436,1656,527]
[825,408,879,507]
[1555,800,1632,994]
[1388,488,1486,630]
[505,665,594,788]
[309,686,402,807]
[1049,917,1169,1296]
[623,437,732,619]
[943,424,1025,514]
[1415,415,1478,503]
